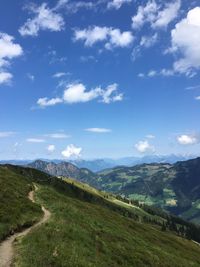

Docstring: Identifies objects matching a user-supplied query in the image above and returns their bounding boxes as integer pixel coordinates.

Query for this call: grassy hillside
[14,184,200,267]
[97,158,200,223]
[0,166,42,241]
[1,164,200,266]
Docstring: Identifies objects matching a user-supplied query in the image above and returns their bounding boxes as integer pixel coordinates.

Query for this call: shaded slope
[0,166,43,241]
[0,185,51,267]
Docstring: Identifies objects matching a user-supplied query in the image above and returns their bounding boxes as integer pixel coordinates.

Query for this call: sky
[0,0,200,160]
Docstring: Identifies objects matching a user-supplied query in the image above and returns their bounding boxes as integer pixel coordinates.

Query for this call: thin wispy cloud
[26,138,45,143]
[0,131,15,138]
[45,133,71,139]
[85,128,112,133]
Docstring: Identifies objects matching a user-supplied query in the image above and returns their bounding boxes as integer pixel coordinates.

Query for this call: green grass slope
[1,164,200,266]
[0,166,42,241]
[14,184,200,267]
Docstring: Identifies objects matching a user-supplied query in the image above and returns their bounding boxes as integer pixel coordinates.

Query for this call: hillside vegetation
[0,166,42,241]
[1,164,200,266]
[14,184,200,267]
[28,157,200,223]
[97,158,200,223]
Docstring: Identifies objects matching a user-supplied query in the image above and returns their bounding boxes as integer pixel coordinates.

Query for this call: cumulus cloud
[135,140,155,153]
[132,0,180,29]
[19,3,65,37]
[61,144,82,158]
[45,133,70,139]
[177,134,199,145]
[107,0,132,10]
[47,144,55,152]
[168,7,200,76]
[37,97,63,107]
[74,26,134,49]
[85,128,111,133]
[0,72,13,85]
[0,32,23,85]
[37,82,123,107]
[63,83,101,103]
[195,96,200,100]
[26,138,45,143]
[0,131,15,138]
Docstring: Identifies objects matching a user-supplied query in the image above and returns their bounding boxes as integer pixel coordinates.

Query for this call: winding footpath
[0,185,51,267]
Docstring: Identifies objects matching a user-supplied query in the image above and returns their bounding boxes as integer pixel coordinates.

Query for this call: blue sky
[0,0,200,160]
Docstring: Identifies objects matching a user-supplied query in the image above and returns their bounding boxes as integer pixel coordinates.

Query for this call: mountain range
[28,157,200,224]
[0,154,196,172]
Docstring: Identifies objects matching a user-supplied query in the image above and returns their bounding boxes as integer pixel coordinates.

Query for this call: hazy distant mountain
[0,160,32,165]
[70,154,196,172]
[0,154,196,172]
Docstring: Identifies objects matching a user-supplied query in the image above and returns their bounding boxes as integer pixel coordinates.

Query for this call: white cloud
[0,131,15,138]
[177,134,199,145]
[107,0,132,10]
[135,140,155,153]
[45,133,70,139]
[146,134,155,139]
[195,96,200,100]
[100,83,123,104]
[37,97,63,107]
[105,28,134,49]
[26,138,45,143]
[63,83,101,103]
[168,7,200,76]
[132,0,180,29]
[186,85,200,90]
[153,0,181,28]
[0,32,23,85]
[19,3,65,37]
[61,144,82,158]
[160,68,175,77]
[0,32,23,61]
[27,73,35,81]
[85,128,111,133]
[140,33,158,48]
[55,0,97,13]
[47,144,55,152]
[139,68,175,78]
[37,82,123,107]
[138,73,145,78]
[74,26,134,49]
[148,70,157,77]
[53,72,67,78]
[74,26,108,46]
[0,72,13,85]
